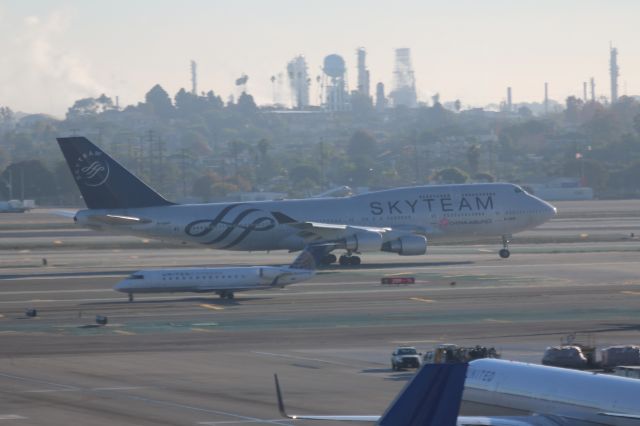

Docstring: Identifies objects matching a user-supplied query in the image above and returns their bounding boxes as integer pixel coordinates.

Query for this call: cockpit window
[130,274,144,280]
[514,185,524,193]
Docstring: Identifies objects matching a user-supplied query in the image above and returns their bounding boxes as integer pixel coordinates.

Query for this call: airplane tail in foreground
[57,136,173,210]
[378,362,467,426]
[274,362,468,425]
[288,246,325,271]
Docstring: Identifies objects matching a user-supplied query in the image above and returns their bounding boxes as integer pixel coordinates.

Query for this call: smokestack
[544,82,549,114]
[583,82,588,102]
[590,78,595,102]
[507,87,512,112]
[610,45,619,103]
[375,82,386,112]
[191,60,197,95]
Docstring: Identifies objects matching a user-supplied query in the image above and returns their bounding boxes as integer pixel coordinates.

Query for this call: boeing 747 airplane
[275,358,640,425]
[58,137,556,265]
[114,247,319,301]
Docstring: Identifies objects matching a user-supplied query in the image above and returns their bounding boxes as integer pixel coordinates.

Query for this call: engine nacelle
[382,235,427,256]
[343,230,383,253]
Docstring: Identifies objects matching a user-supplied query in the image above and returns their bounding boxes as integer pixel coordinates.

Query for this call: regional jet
[58,137,556,265]
[114,246,319,301]
[275,358,640,425]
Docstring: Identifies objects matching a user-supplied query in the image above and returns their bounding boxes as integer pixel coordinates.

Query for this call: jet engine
[382,235,427,256]
[342,229,383,253]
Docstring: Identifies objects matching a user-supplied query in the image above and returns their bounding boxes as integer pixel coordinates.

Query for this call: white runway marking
[253,351,351,367]
[0,415,26,420]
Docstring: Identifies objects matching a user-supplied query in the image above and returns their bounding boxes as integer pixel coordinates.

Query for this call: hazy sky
[1,0,639,116]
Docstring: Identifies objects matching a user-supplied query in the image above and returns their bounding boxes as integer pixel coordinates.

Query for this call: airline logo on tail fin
[378,363,468,426]
[73,150,110,187]
[289,246,324,271]
[57,136,173,210]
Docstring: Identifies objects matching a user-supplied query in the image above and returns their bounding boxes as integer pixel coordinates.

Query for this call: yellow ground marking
[410,297,435,303]
[392,339,441,344]
[385,272,415,276]
[113,330,136,336]
[483,318,512,323]
[199,304,224,311]
[442,275,466,278]
[191,328,217,333]
[621,290,640,296]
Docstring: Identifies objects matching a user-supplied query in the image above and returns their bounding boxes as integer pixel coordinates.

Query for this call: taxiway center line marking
[191,328,216,333]
[200,304,224,310]
[112,330,136,336]
[0,415,26,420]
[621,290,640,296]
[199,421,292,425]
[391,339,441,344]
[114,394,291,426]
[0,372,79,391]
[92,386,146,391]
[484,318,512,323]
[410,297,435,303]
[253,351,351,367]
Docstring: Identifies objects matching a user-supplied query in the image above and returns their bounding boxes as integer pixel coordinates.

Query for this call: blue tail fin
[289,246,324,271]
[57,136,173,209]
[378,363,468,426]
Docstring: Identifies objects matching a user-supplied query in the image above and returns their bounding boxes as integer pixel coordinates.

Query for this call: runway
[0,202,639,425]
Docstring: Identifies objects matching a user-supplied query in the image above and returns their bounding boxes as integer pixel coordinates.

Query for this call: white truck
[391,347,422,371]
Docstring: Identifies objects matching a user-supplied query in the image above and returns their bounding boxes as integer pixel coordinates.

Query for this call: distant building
[286,56,310,109]
[356,47,370,98]
[375,82,386,111]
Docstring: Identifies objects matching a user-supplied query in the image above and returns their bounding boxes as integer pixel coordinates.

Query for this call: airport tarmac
[0,202,639,425]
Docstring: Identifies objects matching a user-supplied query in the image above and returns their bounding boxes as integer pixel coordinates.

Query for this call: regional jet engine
[382,235,427,256]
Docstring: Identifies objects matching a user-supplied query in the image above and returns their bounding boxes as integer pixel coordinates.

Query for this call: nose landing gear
[499,236,511,259]
[339,254,361,266]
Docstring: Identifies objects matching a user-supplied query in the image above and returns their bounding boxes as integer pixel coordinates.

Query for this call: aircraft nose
[113,280,129,293]
[540,200,557,221]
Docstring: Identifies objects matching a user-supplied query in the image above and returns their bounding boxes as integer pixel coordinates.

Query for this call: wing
[457,415,565,425]
[271,211,433,242]
[599,412,640,420]
[87,214,151,225]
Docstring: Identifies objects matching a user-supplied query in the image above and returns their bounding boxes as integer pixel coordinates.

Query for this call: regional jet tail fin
[274,363,468,425]
[288,246,325,271]
[57,136,174,210]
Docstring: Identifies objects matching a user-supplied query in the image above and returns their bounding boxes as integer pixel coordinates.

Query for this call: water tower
[323,54,349,111]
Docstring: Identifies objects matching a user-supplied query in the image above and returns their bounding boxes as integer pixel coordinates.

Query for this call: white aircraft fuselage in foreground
[277,358,640,425]
[58,137,557,264]
[114,248,317,301]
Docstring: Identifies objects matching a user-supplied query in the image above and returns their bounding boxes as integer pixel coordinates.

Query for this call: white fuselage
[114,266,313,295]
[76,183,556,252]
[464,359,640,425]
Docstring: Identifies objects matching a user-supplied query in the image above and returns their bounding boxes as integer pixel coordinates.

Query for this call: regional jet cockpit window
[514,186,524,193]
[130,274,144,280]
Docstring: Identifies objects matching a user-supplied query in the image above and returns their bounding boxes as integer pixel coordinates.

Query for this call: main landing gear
[218,291,235,300]
[128,293,134,302]
[320,252,361,266]
[499,235,511,259]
